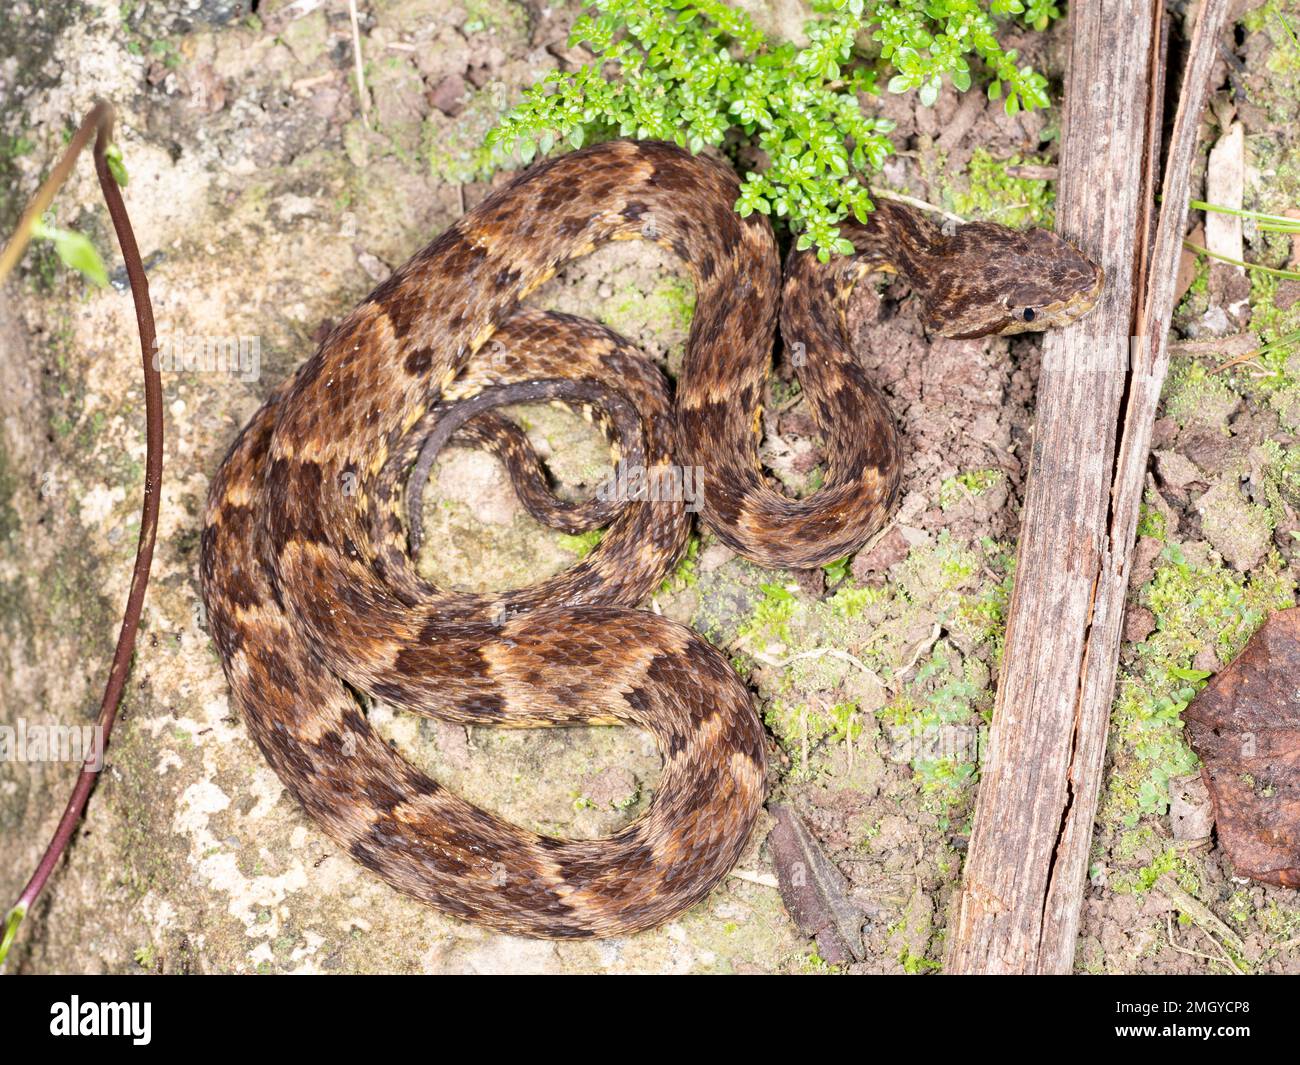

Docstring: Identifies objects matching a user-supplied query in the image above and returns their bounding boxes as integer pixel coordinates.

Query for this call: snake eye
[1022,307,1036,322]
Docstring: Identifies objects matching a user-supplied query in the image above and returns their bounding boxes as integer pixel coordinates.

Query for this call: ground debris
[1184,609,1300,887]
[768,804,867,963]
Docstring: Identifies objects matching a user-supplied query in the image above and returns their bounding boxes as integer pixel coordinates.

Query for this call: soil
[1,0,1298,974]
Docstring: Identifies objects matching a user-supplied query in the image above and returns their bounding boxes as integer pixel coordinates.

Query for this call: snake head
[922,222,1104,340]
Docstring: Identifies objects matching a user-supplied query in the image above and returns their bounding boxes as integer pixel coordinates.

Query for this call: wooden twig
[946,0,1231,974]
[1168,331,1259,357]
[1156,875,1246,957]
[348,0,370,129]
[1166,915,1242,974]
[748,647,888,691]
[868,187,966,227]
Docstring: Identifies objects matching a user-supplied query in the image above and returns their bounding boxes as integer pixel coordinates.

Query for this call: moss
[727,533,1010,799]
[945,149,1056,228]
[425,89,508,184]
[1238,273,1300,398]
[764,698,864,765]
[796,948,843,974]
[0,444,19,546]
[657,534,699,595]
[1104,544,1294,831]
[1195,475,1275,569]
[1110,846,1200,898]
[1227,890,1254,927]
[886,888,940,973]
[898,946,942,974]
[894,531,981,605]
[1160,360,1240,429]
[881,643,988,809]
[607,276,696,333]
[556,529,603,558]
[1244,1,1300,74]
[1259,901,1300,942]
[938,468,1002,510]
[1136,495,1167,541]
[1267,372,1300,431]
[828,582,890,620]
[739,579,801,647]
[457,0,529,36]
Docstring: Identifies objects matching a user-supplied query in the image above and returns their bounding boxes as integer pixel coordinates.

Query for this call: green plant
[1104,544,1294,830]
[658,534,700,594]
[557,528,604,557]
[487,0,1060,257]
[30,216,108,288]
[821,555,850,584]
[741,580,801,644]
[946,148,1054,227]
[937,467,1002,510]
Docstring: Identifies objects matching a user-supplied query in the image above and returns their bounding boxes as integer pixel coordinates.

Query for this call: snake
[200,140,1103,939]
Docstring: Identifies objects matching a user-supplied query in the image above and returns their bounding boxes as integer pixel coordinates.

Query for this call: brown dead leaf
[768,804,866,963]
[1169,772,1214,843]
[1183,608,1300,887]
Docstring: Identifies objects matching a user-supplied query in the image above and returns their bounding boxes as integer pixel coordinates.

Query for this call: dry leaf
[1183,608,1300,887]
[768,804,866,963]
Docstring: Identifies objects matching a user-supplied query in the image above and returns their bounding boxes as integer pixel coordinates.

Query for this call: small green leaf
[105,143,129,186]
[30,219,109,288]
[822,556,850,583]
[479,0,1059,261]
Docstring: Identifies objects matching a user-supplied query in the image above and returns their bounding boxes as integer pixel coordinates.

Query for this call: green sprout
[0,904,25,967]
[30,216,108,288]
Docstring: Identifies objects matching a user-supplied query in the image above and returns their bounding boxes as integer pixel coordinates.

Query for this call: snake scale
[200,140,1102,938]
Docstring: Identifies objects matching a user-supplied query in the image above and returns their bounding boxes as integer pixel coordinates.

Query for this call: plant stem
[348,0,369,129]
[1190,199,1300,233]
[1183,239,1300,280]
[0,101,163,968]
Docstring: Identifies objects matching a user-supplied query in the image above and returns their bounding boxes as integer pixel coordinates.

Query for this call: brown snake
[200,140,1102,938]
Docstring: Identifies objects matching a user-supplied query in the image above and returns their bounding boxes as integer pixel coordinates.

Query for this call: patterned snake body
[201,141,1101,938]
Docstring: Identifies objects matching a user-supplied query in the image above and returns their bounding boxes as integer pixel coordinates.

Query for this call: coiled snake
[200,140,1102,938]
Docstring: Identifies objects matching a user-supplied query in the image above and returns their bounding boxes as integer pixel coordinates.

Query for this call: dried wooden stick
[946,0,1231,974]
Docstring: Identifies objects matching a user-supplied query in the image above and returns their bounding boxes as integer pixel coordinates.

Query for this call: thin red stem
[5,101,163,947]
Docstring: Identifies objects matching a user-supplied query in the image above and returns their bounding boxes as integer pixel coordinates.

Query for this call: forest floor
[1,0,1299,973]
